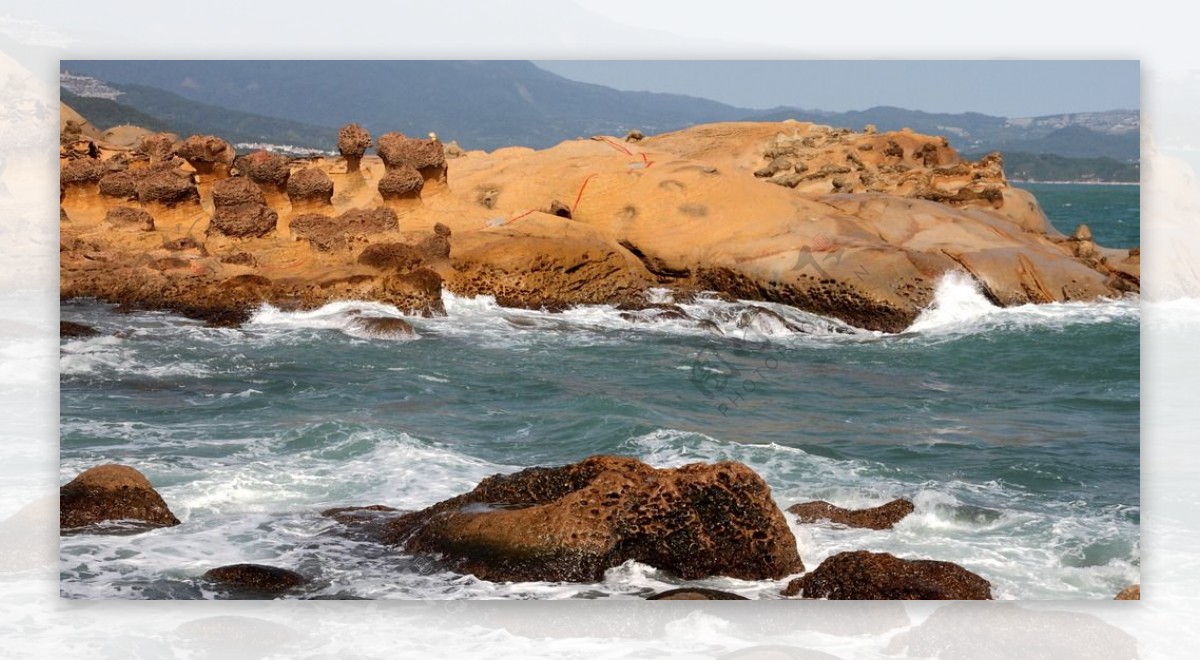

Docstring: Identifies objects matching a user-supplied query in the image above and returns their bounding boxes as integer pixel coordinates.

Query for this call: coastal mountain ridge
[60,61,1140,181]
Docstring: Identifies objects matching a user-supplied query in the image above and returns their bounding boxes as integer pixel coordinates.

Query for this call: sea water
[59,184,1141,600]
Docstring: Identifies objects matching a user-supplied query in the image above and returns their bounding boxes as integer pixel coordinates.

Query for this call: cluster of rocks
[753,125,1005,206]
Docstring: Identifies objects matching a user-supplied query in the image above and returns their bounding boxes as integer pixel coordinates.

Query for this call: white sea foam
[904,270,1139,337]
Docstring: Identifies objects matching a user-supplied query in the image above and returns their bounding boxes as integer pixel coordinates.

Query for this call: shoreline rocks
[60,464,180,530]
[366,455,803,583]
[782,551,992,600]
[787,498,915,530]
[203,564,307,593]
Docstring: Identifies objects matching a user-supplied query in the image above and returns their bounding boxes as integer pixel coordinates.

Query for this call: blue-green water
[59,185,1140,600]
[1017,183,1140,247]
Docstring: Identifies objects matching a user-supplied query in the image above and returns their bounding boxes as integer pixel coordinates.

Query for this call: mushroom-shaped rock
[60,158,105,188]
[174,135,235,176]
[349,316,417,340]
[338,123,372,172]
[377,132,447,182]
[135,167,200,207]
[104,207,156,232]
[136,133,179,162]
[98,170,139,200]
[378,165,424,200]
[377,455,803,583]
[286,167,334,206]
[211,176,267,208]
[782,551,991,600]
[208,203,279,239]
[203,564,306,593]
[787,498,914,530]
[646,588,748,600]
[60,464,181,530]
[234,151,291,191]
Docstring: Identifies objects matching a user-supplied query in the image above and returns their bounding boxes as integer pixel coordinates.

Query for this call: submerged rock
[60,464,180,530]
[786,498,914,530]
[60,321,99,338]
[782,551,991,600]
[203,564,306,593]
[646,587,749,600]
[378,455,803,583]
[349,316,416,340]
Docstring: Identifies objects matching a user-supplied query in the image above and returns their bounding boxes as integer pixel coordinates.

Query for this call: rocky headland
[59,115,1140,333]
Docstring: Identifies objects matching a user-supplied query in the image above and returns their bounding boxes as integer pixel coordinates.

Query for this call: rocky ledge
[60,118,1139,332]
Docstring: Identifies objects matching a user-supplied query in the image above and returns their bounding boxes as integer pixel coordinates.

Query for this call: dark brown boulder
[135,167,200,207]
[787,498,914,530]
[104,207,156,232]
[377,132,446,182]
[378,165,424,200]
[212,176,267,208]
[417,232,451,261]
[338,123,372,172]
[234,151,291,191]
[60,158,105,187]
[60,464,180,530]
[208,203,279,239]
[433,222,452,238]
[782,551,991,600]
[379,455,803,583]
[60,321,99,338]
[203,564,306,593]
[286,167,334,206]
[646,587,748,600]
[349,316,417,340]
[175,135,235,175]
[357,242,425,271]
[98,170,139,199]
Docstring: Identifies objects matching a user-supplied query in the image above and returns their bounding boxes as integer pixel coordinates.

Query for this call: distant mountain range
[60,60,1140,181]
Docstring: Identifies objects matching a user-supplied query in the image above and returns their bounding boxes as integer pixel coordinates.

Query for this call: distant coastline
[1011,179,1140,186]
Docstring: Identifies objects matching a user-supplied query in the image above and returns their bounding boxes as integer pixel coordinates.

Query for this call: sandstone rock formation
[234,151,291,192]
[60,118,1139,333]
[373,455,803,583]
[174,135,235,178]
[1114,584,1140,600]
[338,123,372,173]
[104,206,156,232]
[781,551,991,600]
[136,133,179,163]
[203,564,307,593]
[787,498,915,530]
[207,177,279,239]
[290,206,398,251]
[378,166,425,201]
[60,464,181,530]
[286,167,334,207]
[348,316,416,339]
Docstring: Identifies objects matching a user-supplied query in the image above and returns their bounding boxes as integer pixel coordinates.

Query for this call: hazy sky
[533,61,1140,117]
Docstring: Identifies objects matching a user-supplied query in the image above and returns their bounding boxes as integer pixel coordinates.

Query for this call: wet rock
[174,135,235,176]
[782,551,991,600]
[104,207,156,232]
[202,564,306,593]
[378,165,424,200]
[381,267,445,316]
[1114,584,1140,600]
[286,167,334,206]
[646,587,749,600]
[381,455,803,583]
[60,464,180,530]
[337,123,372,172]
[60,321,99,338]
[349,316,417,339]
[786,498,914,530]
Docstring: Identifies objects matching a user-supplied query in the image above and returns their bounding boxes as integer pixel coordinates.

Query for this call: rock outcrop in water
[60,464,180,530]
[781,551,992,600]
[787,498,915,530]
[369,455,803,583]
[60,119,1139,332]
[203,564,307,593]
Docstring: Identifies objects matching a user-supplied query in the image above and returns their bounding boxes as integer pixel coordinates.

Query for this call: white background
[1,2,1196,657]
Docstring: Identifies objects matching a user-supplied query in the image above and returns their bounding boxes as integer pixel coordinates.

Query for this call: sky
[533,61,1140,117]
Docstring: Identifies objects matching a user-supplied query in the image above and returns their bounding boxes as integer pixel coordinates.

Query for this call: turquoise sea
[59,184,1140,600]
